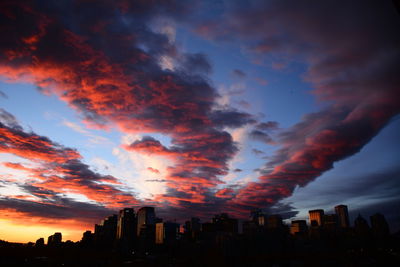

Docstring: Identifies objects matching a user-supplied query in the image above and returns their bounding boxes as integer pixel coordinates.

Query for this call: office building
[354,214,370,237]
[323,214,338,231]
[136,207,155,236]
[212,213,238,234]
[309,209,324,226]
[267,214,283,229]
[94,214,118,247]
[155,222,180,244]
[47,232,62,246]
[335,205,350,228]
[370,213,390,238]
[117,208,136,242]
[290,220,308,235]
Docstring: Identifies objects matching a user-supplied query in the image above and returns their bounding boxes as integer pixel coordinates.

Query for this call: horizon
[1,0,399,244]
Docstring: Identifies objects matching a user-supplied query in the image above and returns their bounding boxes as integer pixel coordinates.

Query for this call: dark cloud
[232,69,246,78]
[194,0,400,216]
[210,108,255,128]
[0,196,113,223]
[233,168,242,172]
[0,109,138,209]
[145,179,167,183]
[255,121,279,131]
[249,129,274,144]
[180,53,212,74]
[0,90,7,98]
[0,0,255,215]
[0,108,20,129]
[236,100,250,109]
[252,148,264,156]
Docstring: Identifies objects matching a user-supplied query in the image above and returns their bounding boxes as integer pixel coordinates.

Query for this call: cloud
[255,121,279,131]
[147,167,160,174]
[0,90,7,98]
[0,0,254,215]
[0,109,138,210]
[249,129,275,144]
[0,108,20,129]
[252,148,264,156]
[62,120,112,145]
[195,0,400,213]
[232,69,246,78]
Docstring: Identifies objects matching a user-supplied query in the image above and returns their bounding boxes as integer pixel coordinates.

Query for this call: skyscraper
[117,208,136,242]
[309,209,324,226]
[354,214,370,237]
[290,220,308,235]
[137,207,156,236]
[267,214,284,229]
[155,222,180,244]
[335,204,350,228]
[370,213,390,238]
[94,214,118,248]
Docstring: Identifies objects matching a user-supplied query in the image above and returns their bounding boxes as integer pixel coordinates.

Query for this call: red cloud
[0,1,253,214]
[147,167,160,174]
[0,115,138,209]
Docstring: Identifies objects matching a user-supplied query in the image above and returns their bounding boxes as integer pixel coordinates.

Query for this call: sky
[0,0,399,243]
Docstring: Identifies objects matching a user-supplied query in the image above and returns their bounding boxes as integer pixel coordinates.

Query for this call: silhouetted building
[309,209,324,227]
[80,230,93,247]
[185,217,201,239]
[212,213,238,234]
[94,214,118,247]
[370,213,390,238]
[35,238,44,247]
[323,214,338,231]
[47,232,62,246]
[335,204,350,228]
[155,222,179,244]
[117,208,136,243]
[267,214,283,229]
[251,209,267,226]
[137,207,155,236]
[354,214,370,237]
[137,207,156,247]
[242,220,258,236]
[290,220,308,235]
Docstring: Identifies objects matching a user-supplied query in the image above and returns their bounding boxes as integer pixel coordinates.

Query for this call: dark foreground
[1,232,400,267]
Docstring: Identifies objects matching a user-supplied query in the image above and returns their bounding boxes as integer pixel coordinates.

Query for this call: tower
[117,208,136,242]
[335,204,350,228]
[136,207,156,236]
[309,209,324,226]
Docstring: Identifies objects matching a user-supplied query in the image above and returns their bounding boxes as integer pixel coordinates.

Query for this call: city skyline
[5,203,393,245]
[1,0,399,243]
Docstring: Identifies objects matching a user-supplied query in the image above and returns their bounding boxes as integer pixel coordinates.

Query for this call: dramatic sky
[1,0,399,242]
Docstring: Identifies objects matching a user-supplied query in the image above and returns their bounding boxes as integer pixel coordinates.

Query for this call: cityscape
[1,204,399,266]
[1,0,400,266]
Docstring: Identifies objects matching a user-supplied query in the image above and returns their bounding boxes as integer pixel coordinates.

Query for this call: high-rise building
[117,208,136,242]
[309,209,324,226]
[47,232,62,246]
[137,207,156,237]
[212,213,238,234]
[290,220,308,235]
[250,209,267,226]
[35,238,45,247]
[94,214,118,247]
[185,217,201,239]
[267,214,284,229]
[354,214,370,237]
[335,204,350,228]
[370,213,390,238]
[155,222,180,244]
[323,214,338,231]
